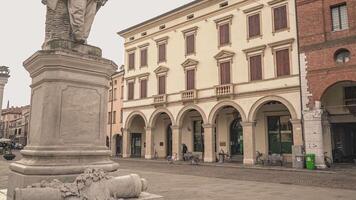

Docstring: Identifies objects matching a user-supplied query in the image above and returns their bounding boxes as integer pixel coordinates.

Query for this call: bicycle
[256,151,264,165]
[324,152,332,168]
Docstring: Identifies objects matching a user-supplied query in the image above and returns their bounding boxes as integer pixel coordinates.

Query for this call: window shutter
[339,5,349,30]
[140,49,147,67]
[274,5,287,31]
[128,53,135,69]
[220,62,231,85]
[140,79,147,98]
[219,24,230,45]
[248,14,261,38]
[128,82,134,100]
[250,55,262,81]
[276,49,290,77]
[158,43,166,62]
[186,69,195,90]
[158,76,166,94]
[186,34,195,54]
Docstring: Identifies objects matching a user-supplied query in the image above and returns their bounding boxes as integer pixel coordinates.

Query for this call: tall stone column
[172,125,182,160]
[145,127,154,159]
[303,101,326,168]
[122,129,131,158]
[7,45,120,199]
[0,66,9,121]
[291,119,304,146]
[242,122,256,165]
[203,124,215,163]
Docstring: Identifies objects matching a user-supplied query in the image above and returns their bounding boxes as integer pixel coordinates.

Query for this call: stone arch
[176,104,208,127]
[148,108,175,128]
[248,95,298,122]
[208,100,247,124]
[319,80,356,102]
[124,111,148,129]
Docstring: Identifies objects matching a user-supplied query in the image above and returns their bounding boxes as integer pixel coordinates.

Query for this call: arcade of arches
[123,97,303,165]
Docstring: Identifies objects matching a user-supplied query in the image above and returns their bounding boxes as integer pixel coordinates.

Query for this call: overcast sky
[0,0,193,108]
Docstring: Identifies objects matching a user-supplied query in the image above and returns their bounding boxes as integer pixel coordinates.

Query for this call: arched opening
[211,105,244,162]
[252,100,295,162]
[150,111,174,159]
[128,115,146,158]
[114,134,122,157]
[321,81,356,163]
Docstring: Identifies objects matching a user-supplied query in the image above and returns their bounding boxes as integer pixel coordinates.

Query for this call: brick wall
[296,0,356,108]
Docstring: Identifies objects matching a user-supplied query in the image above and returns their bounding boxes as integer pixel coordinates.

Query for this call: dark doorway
[166,124,173,157]
[230,118,243,156]
[115,135,122,156]
[131,133,142,158]
[332,123,356,163]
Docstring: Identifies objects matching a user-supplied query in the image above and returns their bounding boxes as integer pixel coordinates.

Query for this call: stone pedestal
[303,106,326,169]
[7,47,119,199]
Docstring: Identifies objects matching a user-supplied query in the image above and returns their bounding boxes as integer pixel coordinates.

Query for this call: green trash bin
[305,154,316,170]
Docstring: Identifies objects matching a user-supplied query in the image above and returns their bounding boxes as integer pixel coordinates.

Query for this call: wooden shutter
[128,82,134,100]
[140,48,147,67]
[219,23,230,45]
[186,34,195,55]
[158,76,166,94]
[274,5,287,31]
[220,62,231,85]
[248,14,261,38]
[186,69,195,90]
[250,55,262,81]
[128,53,135,69]
[276,49,290,77]
[140,79,147,98]
[158,43,166,62]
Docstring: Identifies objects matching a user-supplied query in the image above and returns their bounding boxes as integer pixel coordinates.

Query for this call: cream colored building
[118,0,302,164]
[107,70,125,156]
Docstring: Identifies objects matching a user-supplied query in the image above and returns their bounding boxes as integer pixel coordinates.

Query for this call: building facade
[297,0,356,167]
[118,0,303,164]
[107,70,125,156]
[0,105,30,145]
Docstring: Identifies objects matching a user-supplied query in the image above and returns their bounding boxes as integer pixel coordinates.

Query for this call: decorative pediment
[214,50,235,60]
[154,66,169,75]
[181,59,199,68]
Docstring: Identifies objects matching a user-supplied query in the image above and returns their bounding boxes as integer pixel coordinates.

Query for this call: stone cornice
[243,4,264,14]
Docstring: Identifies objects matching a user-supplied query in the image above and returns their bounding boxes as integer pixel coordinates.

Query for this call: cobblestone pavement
[1,152,356,199]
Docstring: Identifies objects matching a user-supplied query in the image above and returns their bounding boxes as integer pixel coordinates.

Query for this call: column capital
[241,121,256,127]
[145,126,152,131]
[202,123,215,129]
[290,119,302,125]
[171,125,180,130]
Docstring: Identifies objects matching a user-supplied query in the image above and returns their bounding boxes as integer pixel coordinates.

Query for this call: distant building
[0,105,30,145]
[107,70,125,156]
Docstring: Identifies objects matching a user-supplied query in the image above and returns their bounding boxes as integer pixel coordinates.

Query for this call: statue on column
[42,0,107,46]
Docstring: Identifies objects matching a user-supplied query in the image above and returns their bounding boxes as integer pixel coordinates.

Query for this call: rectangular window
[345,86,356,100]
[113,88,117,100]
[248,13,261,38]
[158,43,166,62]
[220,61,231,84]
[121,85,124,99]
[273,5,288,31]
[193,120,204,152]
[268,116,293,154]
[250,55,262,81]
[276,49,290,77]
[186,69,195,90]
[120,109,123,123]
[112,111,116,124]
[128,53,135,70]
[331,4,349,31]
[108,112,112,124]
[128,82,134,100]
[186,34,195,55]
[158,76,166,95]
[219,23,230,46]
[140,79,147,98]
[140,48,148,67]
[108,89,112,101]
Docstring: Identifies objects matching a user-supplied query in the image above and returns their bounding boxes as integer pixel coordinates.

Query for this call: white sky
[0,0,194,108]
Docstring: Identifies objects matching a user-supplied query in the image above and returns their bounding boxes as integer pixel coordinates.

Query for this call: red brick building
[297,0,356,167]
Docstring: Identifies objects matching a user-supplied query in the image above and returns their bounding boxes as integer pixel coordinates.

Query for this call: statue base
[7,46,119,200]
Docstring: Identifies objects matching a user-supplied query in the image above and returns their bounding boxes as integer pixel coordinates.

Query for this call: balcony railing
[153,94,167,105]
[181,90,197,102]
[215,84,234,97]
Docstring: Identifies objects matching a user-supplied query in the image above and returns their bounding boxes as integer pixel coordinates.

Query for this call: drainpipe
[109,75,114,154]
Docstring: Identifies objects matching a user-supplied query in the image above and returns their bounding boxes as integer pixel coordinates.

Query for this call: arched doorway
[166,124,172,157]
[230,118,243,157]
[125,113,147,158]
[115,134,122,157]
[321,81,356,163]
